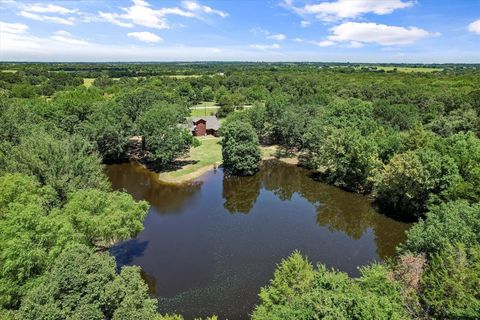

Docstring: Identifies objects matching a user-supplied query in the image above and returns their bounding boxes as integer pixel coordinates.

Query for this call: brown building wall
[194,120,207,136]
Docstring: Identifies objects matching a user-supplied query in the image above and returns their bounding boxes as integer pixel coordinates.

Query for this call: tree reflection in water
[223,160,410,259]
[223,174,261,214]
[105,161,202,214]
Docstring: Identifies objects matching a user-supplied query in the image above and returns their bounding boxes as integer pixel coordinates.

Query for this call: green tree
[420,244,480,319]
[0,174,148,310]
[116,88,164,123]
[221,121,261,176]
[137,103,193,166]
[303,125,381,192]
[373,148,461,217]
[403,200,480,254]
[1,129,109,201]
[17,245,158,320]
[253,252,409,320]
[80,101,132,161]
[62,189,148,248]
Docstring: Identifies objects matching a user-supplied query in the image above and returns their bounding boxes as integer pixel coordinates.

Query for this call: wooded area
[0,62,479,319]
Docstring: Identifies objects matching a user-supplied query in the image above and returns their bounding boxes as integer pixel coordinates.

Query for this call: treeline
[1,63,480,319]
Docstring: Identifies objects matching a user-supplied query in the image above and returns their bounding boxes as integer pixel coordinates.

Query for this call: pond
[106,160,410,320]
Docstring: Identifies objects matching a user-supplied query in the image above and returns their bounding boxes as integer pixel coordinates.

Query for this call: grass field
[1,70,17,73]
[158,136,222,183]
[83,78,95,87]
[167,75,202,79]
[373,66,442,73]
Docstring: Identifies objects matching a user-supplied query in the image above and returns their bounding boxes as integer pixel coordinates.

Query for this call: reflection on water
[107,160,410,320]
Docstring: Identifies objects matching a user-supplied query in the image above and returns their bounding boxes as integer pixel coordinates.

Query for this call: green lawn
[158,135,297,183]
[158,136,222,183]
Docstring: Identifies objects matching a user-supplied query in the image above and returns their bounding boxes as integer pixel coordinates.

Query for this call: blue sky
[1,0,479,62]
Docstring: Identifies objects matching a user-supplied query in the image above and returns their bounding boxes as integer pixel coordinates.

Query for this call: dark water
[106,160,410,320]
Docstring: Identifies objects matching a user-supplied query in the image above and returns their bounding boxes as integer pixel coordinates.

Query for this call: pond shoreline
[156,141,299,184]
[157,155,299,184]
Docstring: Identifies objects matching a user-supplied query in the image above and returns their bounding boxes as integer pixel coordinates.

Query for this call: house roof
[189,116,220,130]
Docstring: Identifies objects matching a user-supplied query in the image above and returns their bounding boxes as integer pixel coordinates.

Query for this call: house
[188,116,220,136]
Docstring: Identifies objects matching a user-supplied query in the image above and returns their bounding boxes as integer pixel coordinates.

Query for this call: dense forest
[1,62,479,319]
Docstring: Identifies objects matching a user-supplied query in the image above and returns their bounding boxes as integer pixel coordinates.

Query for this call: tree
[373,148,461,218]
[17,245,159,320]
[403,200,480,254]
[62,189,148,248]
[1,129,109,201]
[253,252,409,320]
[221,121,261,176]
[116,88,164,123]
[420,244,480,319]
[80,101,132,161]
[47,87,103,133]
[201,86,214,101]
[0,174,148,309]
[303,125,381,192]
[137,103,193,167]
[93,75,114,88]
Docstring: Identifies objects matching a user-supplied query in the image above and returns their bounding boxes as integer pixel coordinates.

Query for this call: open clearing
[374,66,443,73]
[158,136,298,183]
[83,78,95,87]
[158,136,222,183]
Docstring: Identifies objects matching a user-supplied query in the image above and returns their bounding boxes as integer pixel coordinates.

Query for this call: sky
[0,0,479,62]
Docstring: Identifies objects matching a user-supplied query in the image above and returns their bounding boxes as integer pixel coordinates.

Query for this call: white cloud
[268,33,286,41]
[50,30,90,45]
[346,41,364,48]
[315,40,336,47]
[327,22,432,46]
[284,0,413,22]
[98,12,134,28]
[251,27,286,41]
[468,19,480,34]
[127,31,163,43]
[99,0,227,29]
[293,38,303,42]
[182,0,228,18]
[19,10,75,25]
[27,4,76,15]
[250,43,280,50]
[0,21,28,34]
[17,3,79,25]
[300,20,310,27]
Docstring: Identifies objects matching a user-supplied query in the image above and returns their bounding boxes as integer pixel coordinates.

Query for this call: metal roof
[189,116,221,130]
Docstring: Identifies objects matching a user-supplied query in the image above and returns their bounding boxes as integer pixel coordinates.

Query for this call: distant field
[1,70,17,73]
[168,75,202,79]
[191,101,219,116]
[83,78,95,87]
[191,108,218,117]
[374,66,442,73]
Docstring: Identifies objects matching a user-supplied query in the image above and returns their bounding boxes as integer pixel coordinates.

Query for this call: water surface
[106,160,410,319]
